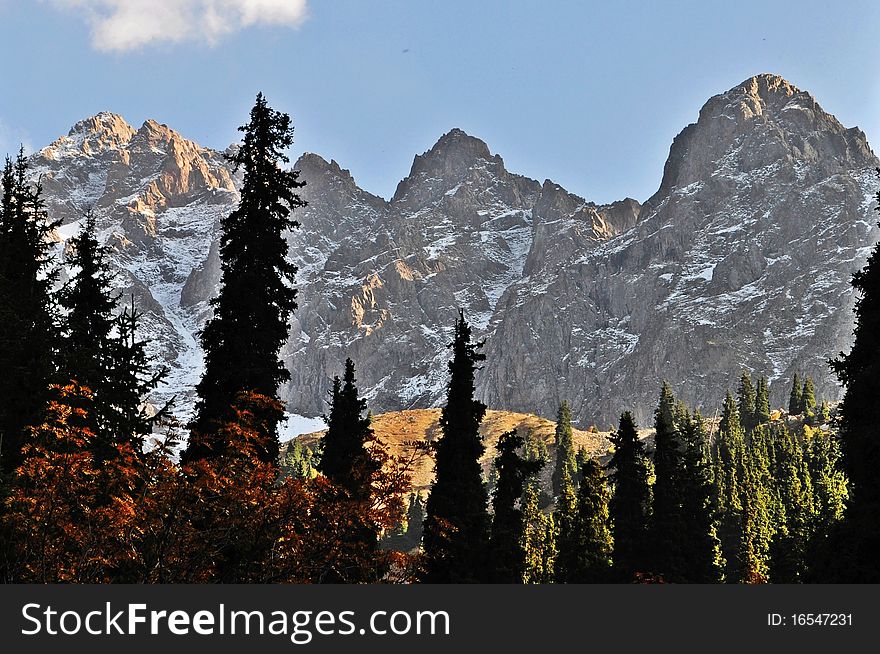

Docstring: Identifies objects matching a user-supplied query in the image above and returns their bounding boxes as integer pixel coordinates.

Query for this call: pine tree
[319,359,379,500]
[679,410,722,582]
[800,376,816,419]
[421,311,490,583]
[314,359,386,581]
[488,430,542,582]
[521,481,556,583]
[823,175,880,581]
[521,433,555,583]
[185,93,305,466]
[768,425,811,582]
[741,426,773,583]
[555,458,613,583]
[58,212,117,398]
[650,381,686,580]
[738,371,757,433]
[714,391,746,582]
[58,216,168,454]
[606,411,650,580]
[551,400,577,497]
[103,301,170,448]
[754,376,771,425]
[0,151,60,474]
[788,373,802,415]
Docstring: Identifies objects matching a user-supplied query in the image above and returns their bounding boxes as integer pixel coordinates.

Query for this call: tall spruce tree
[606,411,650,580]
[679,410,721,582]
[714,391,746,582]
[768,425,812,582]
[738,371,757,433]
[0,151,59,474]
[488,430,542,582]
[754,376,771,425]
[59,217,169,454]
[422,311,490,583]
[185,94,305,466]
[650,381,687,580]
[319,358,379,500]
[521,433,556,583]
[58,212,117,397]
[788,373,803,415]
[521,481,556,584]
[316,358,384,582]
[800,376,816,418]
[104,302,170,447]
[555,458,613,583]
[827,191,880,580]
[551,400,577,497]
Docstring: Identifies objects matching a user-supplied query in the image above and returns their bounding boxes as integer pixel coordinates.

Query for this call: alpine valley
[30,74,878,430]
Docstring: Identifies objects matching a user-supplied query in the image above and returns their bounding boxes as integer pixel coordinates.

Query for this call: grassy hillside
[284,408,621,493]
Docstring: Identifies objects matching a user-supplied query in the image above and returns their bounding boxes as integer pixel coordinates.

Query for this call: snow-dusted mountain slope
[30,74,878,427]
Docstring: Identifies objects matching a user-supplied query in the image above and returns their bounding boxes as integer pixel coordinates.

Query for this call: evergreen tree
[738,371,757,432]
[551,400,577,497]
[58,212,117,398]
[319,359,379,500]
[383,493,425,553]
[555,458,613,583]
[650,381,686,579]
[754,376,771,425]
[741,426,773,583]
[800,376,816,419]
[606,411,650,580]
[0,151,60,474]
[521,481,556,584]
[817,401,831,425]
[315,359,385,581]
[103,301,170,448]
[521,433,555,583]
[422,311,490,583]
[788,373,802,415]
[58,217,168,453]
[679,410,721,582]
[185,94,305,466]
[488,430,542,582]
[768,425,812,582]
[280,438,317,480]
[825,175,880,581]
[714,391,746,582]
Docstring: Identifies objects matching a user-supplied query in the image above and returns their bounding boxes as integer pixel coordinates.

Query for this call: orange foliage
[2,384,157,582]
[1,388,412,584]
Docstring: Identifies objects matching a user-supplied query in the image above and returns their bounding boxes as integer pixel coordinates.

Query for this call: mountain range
[28,73,878,429]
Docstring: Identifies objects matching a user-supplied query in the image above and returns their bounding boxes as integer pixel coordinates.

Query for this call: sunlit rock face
[32,74,879,426]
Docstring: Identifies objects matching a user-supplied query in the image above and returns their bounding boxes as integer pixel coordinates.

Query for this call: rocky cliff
[31,74,879,428]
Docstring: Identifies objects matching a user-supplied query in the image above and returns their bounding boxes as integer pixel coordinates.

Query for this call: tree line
[0,95,876,583]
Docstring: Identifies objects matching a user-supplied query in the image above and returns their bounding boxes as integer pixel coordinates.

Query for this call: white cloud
[50,0,309,51]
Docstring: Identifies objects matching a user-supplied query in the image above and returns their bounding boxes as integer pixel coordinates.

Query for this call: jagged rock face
[32,113,238,408]
[481,74,878,425]
[31,74,879,427]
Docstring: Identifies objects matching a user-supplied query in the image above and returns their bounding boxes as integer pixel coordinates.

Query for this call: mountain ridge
[25,73,878,428]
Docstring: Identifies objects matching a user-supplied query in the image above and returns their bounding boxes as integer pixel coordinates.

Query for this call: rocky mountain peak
[296,152,357,189]
[652,74,874,203]
[42,111,135,160]
[23,75,880,430]
[391,128,500,203]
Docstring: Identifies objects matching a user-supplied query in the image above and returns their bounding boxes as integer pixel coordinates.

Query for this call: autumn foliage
[0,387,410,583]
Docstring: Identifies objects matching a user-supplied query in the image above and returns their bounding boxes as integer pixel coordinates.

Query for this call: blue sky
[1,0,878,203]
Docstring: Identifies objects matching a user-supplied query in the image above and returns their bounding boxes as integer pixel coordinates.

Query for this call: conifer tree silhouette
[186,94,305,466]
[421,311,490,582]
[0,151,59,474]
